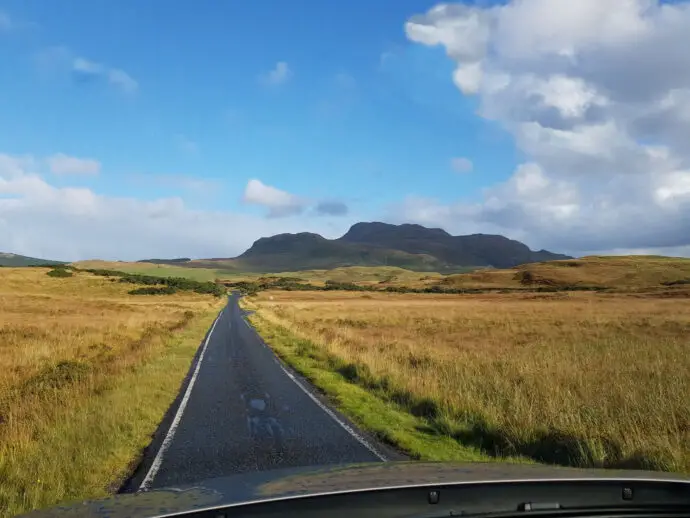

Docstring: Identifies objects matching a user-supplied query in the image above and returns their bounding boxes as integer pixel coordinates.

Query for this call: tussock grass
[443,256,690,289]
[0,268,224,516]
[262,266,445,286]
[247,290,690,473]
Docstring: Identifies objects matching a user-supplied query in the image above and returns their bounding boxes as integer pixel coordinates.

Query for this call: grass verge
[245,290,690,474]
[0,268,224,516]
[246,310,528,464]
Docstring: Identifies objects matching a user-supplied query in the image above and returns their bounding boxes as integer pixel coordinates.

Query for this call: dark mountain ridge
[232,222,571,272]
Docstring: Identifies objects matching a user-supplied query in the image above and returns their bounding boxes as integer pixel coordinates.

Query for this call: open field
[70,260,232,282]
[255,266,443,285]
[0,267,225,516]
[72,256,690,292]
[442,256,690,290]
[71,261,452,287]
[245,289,690,473]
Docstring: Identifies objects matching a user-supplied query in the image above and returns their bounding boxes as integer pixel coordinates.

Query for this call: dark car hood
[23,461,690,517]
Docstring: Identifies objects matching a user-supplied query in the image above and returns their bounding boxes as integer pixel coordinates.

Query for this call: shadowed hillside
[76,223,572,274]
[338,222,570,268]
[209,222,571,273]
[0,252,65,267]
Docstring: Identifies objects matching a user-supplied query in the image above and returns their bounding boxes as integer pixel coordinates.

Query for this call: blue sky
[0,0,513,217]
[3,0,690,261]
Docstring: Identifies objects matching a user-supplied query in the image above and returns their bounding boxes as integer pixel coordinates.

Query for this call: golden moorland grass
[246,289,690,473]
[0,268,224,516]
[442,256,690,289]
[72,261,447,287]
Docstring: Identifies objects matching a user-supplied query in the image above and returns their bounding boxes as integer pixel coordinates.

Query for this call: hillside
[228,222,570,272]
[232,231,449,272]
[339,222,570,269]
[0,252,65,267]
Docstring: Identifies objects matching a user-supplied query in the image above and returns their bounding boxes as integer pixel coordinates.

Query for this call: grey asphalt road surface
[134,293,397,490]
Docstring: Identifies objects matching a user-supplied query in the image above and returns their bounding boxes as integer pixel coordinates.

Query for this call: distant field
[246,289,690,473]
[71,261,457,287]
[71,256,690,291]
[256,266,448,286]
[71,260,236,282]
[0,267,224,516]
[442,256,690,289]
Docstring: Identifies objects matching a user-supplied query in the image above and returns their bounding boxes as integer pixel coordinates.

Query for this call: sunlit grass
[442,255,690,289]
[0,268,224,516]
[247,290,690,473]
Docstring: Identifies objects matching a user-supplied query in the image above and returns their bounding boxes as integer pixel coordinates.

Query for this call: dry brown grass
[248,289,690,473]
[442,256,690,289]
[0,267,224,516]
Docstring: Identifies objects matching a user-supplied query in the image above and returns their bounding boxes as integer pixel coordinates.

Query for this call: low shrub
[128,286,177,295]
[47,268,73,278]
[80,268,226,297]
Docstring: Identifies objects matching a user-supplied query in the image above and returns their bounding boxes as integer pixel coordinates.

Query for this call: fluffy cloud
[242,179,307,218]
[260,61,292,86]
[0,155,350,261]
[47,153,101,175]
[403,0,690,254]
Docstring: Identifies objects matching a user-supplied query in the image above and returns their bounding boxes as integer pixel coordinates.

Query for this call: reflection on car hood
[23,461,690,517]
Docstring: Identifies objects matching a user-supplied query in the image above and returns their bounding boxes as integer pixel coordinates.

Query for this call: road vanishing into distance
[127,293,398,491]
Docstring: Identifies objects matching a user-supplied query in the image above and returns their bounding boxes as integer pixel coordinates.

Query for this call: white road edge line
[139,310,223,491]
[242,316,389,462]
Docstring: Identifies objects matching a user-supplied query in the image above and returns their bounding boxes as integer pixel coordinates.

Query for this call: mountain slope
[0,252,65,267]
[339,222,571,268]
[233,232,448,272]
[227,223,571,272]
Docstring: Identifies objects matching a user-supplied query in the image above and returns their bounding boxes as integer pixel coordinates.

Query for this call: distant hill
[217,222,571,273]
[0,252,65,267]
[232,232,448,272]
[70,223,572,274]
[339,222,570,269]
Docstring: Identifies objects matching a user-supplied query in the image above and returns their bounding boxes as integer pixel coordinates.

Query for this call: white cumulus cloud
[0,155,351,261]
[401,0,690,255]
[242,179,307,218]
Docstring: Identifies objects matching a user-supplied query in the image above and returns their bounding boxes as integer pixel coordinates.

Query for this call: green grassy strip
[247,312,530,464]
